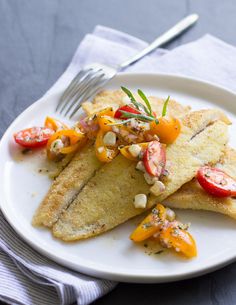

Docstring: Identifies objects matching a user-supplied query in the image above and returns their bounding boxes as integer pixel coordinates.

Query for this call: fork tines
[56,64,114,119]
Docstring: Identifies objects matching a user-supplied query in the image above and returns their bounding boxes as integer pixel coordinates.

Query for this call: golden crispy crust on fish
[82,90,191,118]
[53,109,229,241]
[164,148,236,219]
[32,142,102,227]
[53,155,149,240]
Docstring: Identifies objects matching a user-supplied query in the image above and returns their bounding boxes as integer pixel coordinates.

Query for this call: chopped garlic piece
[144,172,158,185]
[150,181,165,196]
[134,194,147,209]
[112,126,119,133]
[97,146,104,153]
[50,139,64,154]
[166,208,176,221]
[136,161,145,172]
[103,131,116,146]
[128,144,142,158]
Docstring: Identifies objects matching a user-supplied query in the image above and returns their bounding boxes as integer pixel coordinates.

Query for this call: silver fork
[56,14,199,119]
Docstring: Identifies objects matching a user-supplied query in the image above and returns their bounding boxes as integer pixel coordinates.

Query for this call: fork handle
[119,14,199,70]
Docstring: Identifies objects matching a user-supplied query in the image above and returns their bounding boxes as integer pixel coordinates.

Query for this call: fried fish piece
[32,142,102,227]
[163,148,236,219]
[33,91,190,228]
[52,109,230,241]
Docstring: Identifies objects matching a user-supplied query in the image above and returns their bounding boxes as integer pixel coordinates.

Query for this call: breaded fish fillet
[32,142,102,227]
[52,109,230,241]
[33,91,190,228]
[163,148,236,219]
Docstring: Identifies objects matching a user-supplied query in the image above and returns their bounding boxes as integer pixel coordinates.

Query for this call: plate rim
[1,72,236,283]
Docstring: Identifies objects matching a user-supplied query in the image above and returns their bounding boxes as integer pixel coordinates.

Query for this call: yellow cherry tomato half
[158,224,197,258]
[97,107,114,118]
[44,116,68,131]
[97,115,116,132]
[130,204,166,242]
[59,136,87,154]
[47,129,85,159]
[96,107,115,132]
[95,129,118,162]
[149,117,181,144]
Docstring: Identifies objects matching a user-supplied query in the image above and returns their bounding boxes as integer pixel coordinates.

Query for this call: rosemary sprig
[119,110,157,122]
[138,89,153,116]
[120,86,169,124]
[162,96,170,117]
[121,86,150,115]
[121,86,140,110]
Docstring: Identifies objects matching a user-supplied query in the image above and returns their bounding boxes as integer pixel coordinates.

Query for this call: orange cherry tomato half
[46,129,86,159]
[44,117,68,131]
[97,116,115,132]
[149,117,181,144]
[114,105,141,119]
[158,223,197,258]
[143,141,166,177]
[97,107,114,118]
[197,166,236,198]
[14,127,54,148]
[130,204,166,242]
[95,129,118,163]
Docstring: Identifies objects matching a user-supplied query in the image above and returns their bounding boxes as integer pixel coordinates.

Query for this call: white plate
[1,73,236,283]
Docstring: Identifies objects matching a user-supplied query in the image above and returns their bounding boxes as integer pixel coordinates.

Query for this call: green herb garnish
[162,96,170,117]
[121,86,149,114]
[120,86,169,124]
[138,89,153,116]
[121,86,140,110]
[119,110,156,122]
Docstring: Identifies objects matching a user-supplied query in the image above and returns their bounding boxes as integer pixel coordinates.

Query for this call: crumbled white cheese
[166,208,176,222]
[128,144,142,158]
[103,131,116,146]
[134,194,147,209]
[50,139,64,154]
[122,96,130,104]
[141,122,151,131]
[136,161,145,172]
[97,146,105,154]
[144,172,158,185]
[150,181,165,196]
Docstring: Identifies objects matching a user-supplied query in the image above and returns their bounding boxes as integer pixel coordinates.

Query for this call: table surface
[1,0,236,304]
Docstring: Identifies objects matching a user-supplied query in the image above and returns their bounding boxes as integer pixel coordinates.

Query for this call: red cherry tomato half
[14,127,54,148]
[197,166,236,198]
[114,105,141,119]
[143,141,166,177]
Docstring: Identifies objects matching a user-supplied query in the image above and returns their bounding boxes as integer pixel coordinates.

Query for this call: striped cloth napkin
[1,25,236,305]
